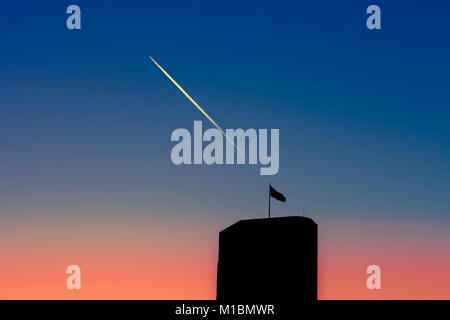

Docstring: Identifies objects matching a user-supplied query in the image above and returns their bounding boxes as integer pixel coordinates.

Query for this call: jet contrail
[149,56,239,150]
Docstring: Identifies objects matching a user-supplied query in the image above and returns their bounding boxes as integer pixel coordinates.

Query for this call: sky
[0,1,449,299]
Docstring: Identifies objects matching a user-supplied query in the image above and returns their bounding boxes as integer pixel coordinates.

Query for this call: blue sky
[1,0,449,223]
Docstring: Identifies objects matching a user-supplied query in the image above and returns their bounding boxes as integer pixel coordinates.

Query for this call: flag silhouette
[270,185,286,202]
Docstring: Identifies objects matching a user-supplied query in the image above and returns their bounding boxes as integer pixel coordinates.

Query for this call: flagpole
[268,183,271,218]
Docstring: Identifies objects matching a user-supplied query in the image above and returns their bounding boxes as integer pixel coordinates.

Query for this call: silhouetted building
[217,216,317,302]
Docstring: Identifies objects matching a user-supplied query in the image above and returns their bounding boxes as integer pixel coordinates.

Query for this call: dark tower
[217,216,317,302]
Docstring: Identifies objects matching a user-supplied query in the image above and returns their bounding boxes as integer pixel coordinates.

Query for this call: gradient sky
[0,1,449,299]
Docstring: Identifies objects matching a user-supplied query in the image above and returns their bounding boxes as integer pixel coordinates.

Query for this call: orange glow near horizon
[0,214,449,299]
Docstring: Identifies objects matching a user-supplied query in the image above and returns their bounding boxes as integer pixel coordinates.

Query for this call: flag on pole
[268,183,285,218]
[270,185,286,202]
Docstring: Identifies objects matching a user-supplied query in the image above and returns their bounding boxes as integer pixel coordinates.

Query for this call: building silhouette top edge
[220,216,317,234]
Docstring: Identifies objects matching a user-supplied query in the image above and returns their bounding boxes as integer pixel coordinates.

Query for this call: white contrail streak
[149,56,239,150]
